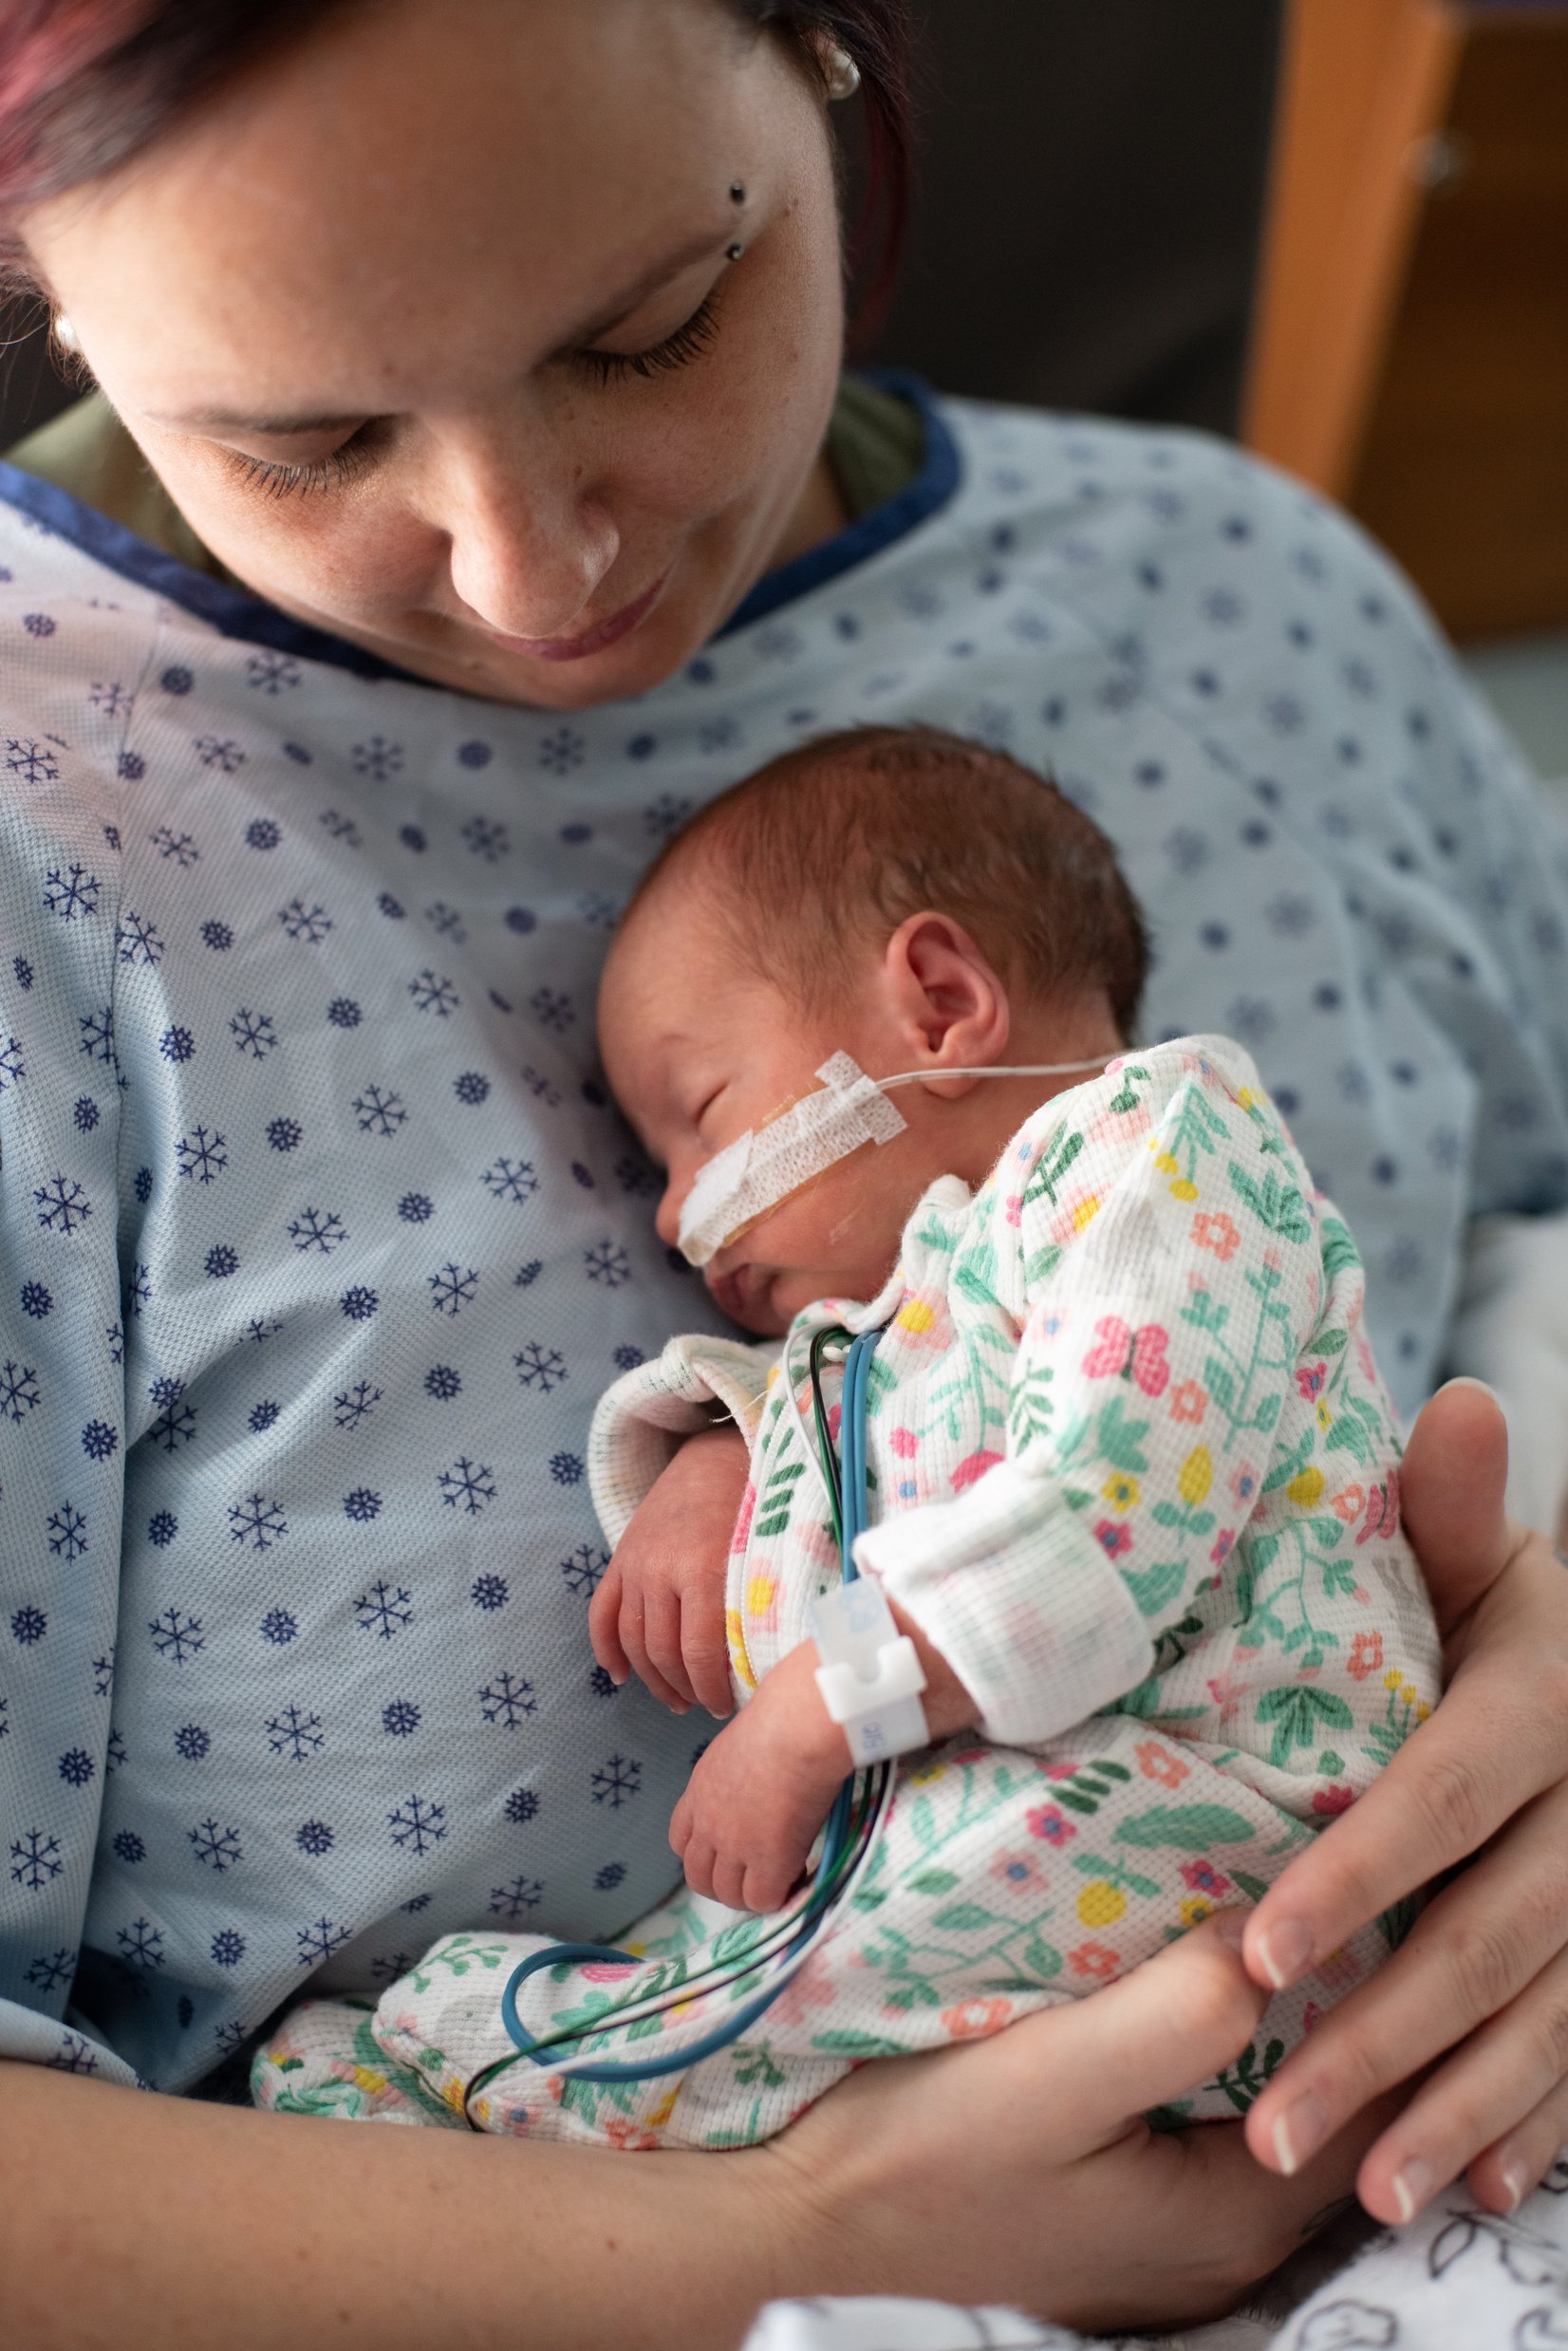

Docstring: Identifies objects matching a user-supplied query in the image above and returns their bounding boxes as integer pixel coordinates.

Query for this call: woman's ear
[880,912,1011,1092]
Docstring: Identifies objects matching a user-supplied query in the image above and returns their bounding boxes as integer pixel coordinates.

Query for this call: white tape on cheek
[677,1053,908,1267]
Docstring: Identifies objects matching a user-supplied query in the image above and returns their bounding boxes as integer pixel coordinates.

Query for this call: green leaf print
[954,1239,1002,1310]
[1318,1215,1363,1282]
[1255,1684,1354,1768]
[931,1902,1009,1932]
[1227,1162,1312,1244]
[754,1456,807,1541]
[1095,1393,1150,1475]
[1022,1124,1085,1210]
[907,1869,961,1895]
[1113,1804,1262,1851]
[812,2031,921,2056]
[1376,1894,1420,1951]
[1123,1557,1186,1617]
[1020,1936,1064,1979]
[1024,1243,1063,1284]
[1008,1366,1055,1453]
[735,2045,788,2088]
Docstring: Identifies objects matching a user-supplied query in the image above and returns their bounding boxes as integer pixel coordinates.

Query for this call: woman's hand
[588,1423,750,1716]
[762,1909,1388,2333]
[1241,1379,1568,2226]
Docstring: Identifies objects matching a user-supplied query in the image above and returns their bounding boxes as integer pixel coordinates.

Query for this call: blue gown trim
[0,371,961,686]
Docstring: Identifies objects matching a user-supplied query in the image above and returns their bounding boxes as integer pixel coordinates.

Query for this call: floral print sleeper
[255,1035,1439,2145]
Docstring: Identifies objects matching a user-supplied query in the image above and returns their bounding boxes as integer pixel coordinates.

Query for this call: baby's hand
[669,1641,852,1913]
[588,1425,749,1717]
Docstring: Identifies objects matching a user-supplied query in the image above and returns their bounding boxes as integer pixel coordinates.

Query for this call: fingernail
[1441,1375,1499,1400]
[1501,2161,1528,2212]
[1254,1917,1315,1990]
[1391,2157,1435,2224]
[1212,1909,1251,1951]
[1272,2093,1330,2176]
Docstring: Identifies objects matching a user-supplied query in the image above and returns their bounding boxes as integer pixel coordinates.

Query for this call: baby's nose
[654,1183,683,1249]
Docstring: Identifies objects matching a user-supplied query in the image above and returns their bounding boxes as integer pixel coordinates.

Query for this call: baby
[256,726,1440,2148]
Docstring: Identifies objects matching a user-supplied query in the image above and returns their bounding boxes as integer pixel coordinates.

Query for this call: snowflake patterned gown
[2,381,1566,2098]
[253,1037,1440,2145]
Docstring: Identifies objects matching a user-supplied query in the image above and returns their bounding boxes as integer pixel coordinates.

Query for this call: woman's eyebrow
[148,229,729,436]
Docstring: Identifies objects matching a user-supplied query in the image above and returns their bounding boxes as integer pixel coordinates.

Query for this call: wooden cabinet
[1245,1,1568,640]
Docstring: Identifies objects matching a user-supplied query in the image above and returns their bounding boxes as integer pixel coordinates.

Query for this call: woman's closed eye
[218,283,727,501]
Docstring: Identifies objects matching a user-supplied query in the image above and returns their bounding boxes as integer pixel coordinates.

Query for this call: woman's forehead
[27,0,784,404]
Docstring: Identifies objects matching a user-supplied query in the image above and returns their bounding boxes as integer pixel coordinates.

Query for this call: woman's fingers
[1245,1774,1568,2195]
[1350,1939,1568,2222]
[1470,2072,1568,2215]
[1399,1378,1514,1637]
[1243,1637,1561,2003]
[999,1911,1269,2131]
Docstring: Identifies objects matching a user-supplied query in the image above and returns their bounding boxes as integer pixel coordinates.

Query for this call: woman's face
[22,0,848,707]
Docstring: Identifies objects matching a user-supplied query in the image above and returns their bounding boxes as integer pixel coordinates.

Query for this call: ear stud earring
[822,43,861,101]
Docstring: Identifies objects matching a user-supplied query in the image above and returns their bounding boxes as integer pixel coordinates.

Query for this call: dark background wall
[0,1,1284,453]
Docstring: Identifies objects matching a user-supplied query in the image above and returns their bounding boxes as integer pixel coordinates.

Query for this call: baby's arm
[855,1051,1329,1748]
[586,1332,777,1714]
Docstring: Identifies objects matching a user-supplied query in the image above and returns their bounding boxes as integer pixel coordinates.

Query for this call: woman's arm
[0,1914,1371,2349]
[1244,1377,1568,2223]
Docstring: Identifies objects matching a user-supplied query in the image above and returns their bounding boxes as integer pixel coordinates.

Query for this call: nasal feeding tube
[676,1050,1115,1267]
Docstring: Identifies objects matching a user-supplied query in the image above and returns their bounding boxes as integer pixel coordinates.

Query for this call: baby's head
[599,726,1148,1335]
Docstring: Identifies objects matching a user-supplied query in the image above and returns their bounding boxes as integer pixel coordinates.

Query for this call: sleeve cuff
[588,1333,777,1547]
[852,1458,1153,1747]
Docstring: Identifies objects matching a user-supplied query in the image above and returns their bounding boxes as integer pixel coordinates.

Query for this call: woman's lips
[486,573,667,664]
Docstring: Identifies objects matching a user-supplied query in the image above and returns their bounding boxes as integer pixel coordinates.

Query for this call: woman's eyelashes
[575,289,722,387]
[220,288,726,501]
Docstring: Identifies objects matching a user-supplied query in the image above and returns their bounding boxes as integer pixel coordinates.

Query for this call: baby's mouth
[708,1259,769,1327]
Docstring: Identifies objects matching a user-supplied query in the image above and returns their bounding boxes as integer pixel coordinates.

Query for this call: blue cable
[497,1328,885,2084]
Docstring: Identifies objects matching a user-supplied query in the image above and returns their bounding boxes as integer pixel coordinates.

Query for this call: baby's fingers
[618,1587,689,1713]
[682,1608,734,1720]
[641,1586,696,1710]
[588,1561,628,1682]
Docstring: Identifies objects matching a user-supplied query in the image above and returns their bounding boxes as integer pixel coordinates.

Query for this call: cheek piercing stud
[730,181,746,204]
[726,242,744,262]
[822,44,861,101]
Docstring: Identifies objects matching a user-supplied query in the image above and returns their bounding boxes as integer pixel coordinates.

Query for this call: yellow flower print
[1076,1880,1128,1929]
[1102,1473,1140,1514]
[745,1574,777,1619]
[1180,1896,1214,1929]
[1168,1178,1199,1203]
[1152,1148,1179,1176]
[726,1607,756,1690]
[898,1297,937,1336]
[1073,1195,1102,1232]
[908,1759,948,1786]
[1383,1668,1402,1690]
[1179,1446,1213,1508]
[1316,1398,1333,1431]
[1287,1466,1325,1509]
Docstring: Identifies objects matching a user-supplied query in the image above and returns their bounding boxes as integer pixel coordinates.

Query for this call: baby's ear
[883,911,1011,1072]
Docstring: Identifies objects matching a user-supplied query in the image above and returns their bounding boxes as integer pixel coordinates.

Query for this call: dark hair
[623,725,1152,1041]
[0,0,914,326]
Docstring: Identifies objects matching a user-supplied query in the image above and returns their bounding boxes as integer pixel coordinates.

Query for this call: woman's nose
[440,438,620,642]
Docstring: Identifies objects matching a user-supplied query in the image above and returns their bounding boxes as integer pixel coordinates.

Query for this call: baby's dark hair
[625,725,1150,1040]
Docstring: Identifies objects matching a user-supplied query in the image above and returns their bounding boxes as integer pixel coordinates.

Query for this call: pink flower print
[581,1961,643,1982]
[951,1449,1004,1494]
[1346,1631,1383,1682]
[1026,1804,1075,1846]
[1179,1859,1233,1897]
[1169,1378,1207,1425]
[1228,1462,1260,1509]
[1209,1526,1235,1564]
[828,1401,843,1445]
[1301,2001,1322,2035]
[1090,1101,1152,1146]
[942,1997,1013,2041]
[730,1481,756,1555]
[1081,1315,1170,1397]
[1312,1784,1355,1818]
[1051,1187,1104,1246]
[889,1426,918,1461]
[1094,1518,1133,1559]
[1134,1740,1189,1787]
[1296,1361,1328,1403]
[1356,1470,1400,1546]
[1044,1761,1081,1781]
[1331,1483,1365,1523]
[1192,1211,1241,1262]
[1069,1943,1121,1980]
[1313,1944,1364,1991]
[1264,1249,1282,1274]
[1005,1193,1024,1228]
[991,1848,1049,1894]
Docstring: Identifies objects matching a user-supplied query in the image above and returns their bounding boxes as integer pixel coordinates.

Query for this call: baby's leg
[251,1995,465,2126]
